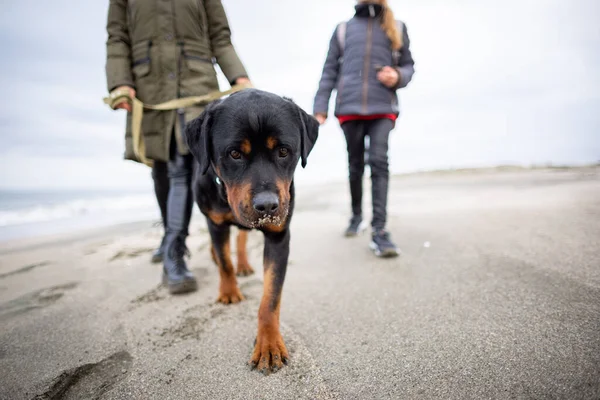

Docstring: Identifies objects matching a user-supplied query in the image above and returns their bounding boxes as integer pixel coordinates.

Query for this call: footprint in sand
[32,351,132,400]
[0,282,78,321]
[109,247,155,262]
[0,261,51,280]
[239,278,263,291]
[157,301,236,346]
[131,267,210,307]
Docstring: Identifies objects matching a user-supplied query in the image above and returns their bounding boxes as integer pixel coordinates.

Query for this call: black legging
[341,118,393,231]
[151,161,169,228]
[165,139,194,240]
[152,136,194,246]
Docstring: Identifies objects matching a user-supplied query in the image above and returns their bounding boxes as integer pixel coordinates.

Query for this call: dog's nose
[253,192,279,214]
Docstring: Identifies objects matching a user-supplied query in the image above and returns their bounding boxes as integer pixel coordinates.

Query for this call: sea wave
[0,194,157,227]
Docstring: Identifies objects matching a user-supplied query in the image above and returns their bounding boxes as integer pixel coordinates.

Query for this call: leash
[103,82,253,167]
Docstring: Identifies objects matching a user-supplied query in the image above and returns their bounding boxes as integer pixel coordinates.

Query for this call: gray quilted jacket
[313,11,415,118]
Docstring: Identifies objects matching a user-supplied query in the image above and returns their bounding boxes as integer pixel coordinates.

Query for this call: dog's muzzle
[253,192,279,215]
[245,191,288,229]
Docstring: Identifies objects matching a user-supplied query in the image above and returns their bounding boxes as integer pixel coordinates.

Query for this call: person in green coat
[105,0,251,294]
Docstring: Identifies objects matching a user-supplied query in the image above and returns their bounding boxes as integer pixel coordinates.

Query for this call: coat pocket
[185,56,213,73]
[131,40,152,79]
[182,41,212,70]
[180,41,218,94]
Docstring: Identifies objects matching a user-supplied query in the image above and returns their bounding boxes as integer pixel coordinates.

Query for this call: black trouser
[342,118,393,231]
[164,139,194,243]
[151,161,169,229]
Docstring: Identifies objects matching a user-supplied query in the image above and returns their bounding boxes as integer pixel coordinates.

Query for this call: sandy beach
[1,167,599,400]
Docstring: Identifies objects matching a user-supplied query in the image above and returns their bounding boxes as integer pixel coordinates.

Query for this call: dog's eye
[278,147,289,158]
[230,150,242,160]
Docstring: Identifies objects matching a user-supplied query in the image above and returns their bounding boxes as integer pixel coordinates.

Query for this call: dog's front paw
[236,261,255,277]
[217,280,244,304]
[249,330,289,374]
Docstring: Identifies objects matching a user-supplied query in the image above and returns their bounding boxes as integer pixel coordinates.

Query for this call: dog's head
[186,89,319,230]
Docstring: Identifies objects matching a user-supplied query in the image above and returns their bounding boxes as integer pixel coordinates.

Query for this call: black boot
[162,141,196,294]
[162,234,197,294]
[151,236,166,264]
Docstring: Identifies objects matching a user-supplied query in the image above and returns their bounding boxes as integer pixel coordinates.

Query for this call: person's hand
[377,66,400,89]
[235,77,251,86]
[315,113,327,125]
[113,86,136,112]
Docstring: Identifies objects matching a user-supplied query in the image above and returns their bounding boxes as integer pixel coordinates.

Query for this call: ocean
[0,189,165,242]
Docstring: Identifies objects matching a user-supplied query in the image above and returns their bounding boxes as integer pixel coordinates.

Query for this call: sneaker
[369,230,400,258]
[344,215,365,237]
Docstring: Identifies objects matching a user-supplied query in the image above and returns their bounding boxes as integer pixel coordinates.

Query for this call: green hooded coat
[105,0,248,163]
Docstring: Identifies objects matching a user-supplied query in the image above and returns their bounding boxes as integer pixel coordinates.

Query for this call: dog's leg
[236,229,255,276]
[207,221,244,304]
[250,230,290,373]
[210,244,217,265]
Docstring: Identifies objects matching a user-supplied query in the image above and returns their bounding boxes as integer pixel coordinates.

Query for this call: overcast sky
[0,0,598,190]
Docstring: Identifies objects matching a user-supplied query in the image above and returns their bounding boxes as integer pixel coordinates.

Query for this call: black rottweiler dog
[185,89,319,373]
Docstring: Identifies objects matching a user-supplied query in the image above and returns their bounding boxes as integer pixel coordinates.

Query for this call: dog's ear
[298,107,319,168]
[185,100,221,175]
[284,97,319,168]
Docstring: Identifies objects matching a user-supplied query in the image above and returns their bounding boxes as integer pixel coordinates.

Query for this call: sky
[0,0,598,190]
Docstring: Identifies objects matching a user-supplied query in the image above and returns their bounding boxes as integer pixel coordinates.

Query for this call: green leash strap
[103,82,253,167]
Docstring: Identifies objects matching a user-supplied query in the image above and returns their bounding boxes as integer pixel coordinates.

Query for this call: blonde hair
[358,0,403,50]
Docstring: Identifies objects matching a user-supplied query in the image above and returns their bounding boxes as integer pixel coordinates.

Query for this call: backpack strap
[392,20,404,66]
[336,21,347,63]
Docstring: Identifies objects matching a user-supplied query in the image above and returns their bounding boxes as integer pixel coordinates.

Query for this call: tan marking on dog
[266,137,278,150]
[207,211,235,225]
[240,139,252,155]
[225,182,253,223]
[250,264,288,372]
[216,239,244,304]
[236,230,254,276]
